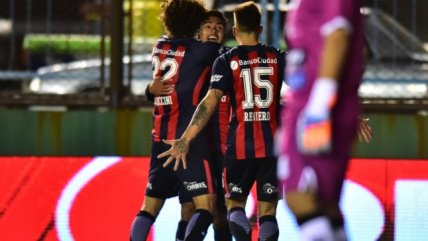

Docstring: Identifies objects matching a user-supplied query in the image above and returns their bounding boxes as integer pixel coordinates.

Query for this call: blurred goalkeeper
[277,0,364,240]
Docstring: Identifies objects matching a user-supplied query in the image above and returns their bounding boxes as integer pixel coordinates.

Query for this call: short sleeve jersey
[285,0,364,106]
[210,44,285,160]
[151,37,220,142]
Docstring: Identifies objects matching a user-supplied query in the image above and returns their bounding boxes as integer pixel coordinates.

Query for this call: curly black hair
[160,0,207,38]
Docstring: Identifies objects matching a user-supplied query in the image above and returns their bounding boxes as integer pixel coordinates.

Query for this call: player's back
[211,44,285,160]
[151,37,220,142]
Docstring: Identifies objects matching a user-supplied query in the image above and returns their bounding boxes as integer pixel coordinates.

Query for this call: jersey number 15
[241,67,274,109]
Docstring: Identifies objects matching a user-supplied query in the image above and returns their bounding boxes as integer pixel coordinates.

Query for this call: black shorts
[146,141,217,201]
[223,156,280,202]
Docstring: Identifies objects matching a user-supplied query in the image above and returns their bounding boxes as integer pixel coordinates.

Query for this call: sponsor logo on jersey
[238,57,277,66]
[210,74,223,83]
[153,47,185,57]
[230,60,239,70]
[184,181,208,191]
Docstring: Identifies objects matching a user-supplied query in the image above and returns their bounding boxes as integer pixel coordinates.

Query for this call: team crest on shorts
[262,183,278,195]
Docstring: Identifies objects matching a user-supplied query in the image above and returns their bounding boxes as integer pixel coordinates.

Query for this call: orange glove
[297,78,337,155]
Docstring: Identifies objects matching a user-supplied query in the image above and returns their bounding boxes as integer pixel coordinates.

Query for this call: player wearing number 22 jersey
[148,37,221,208]
[210,44,285,160]
[151,37,220,142]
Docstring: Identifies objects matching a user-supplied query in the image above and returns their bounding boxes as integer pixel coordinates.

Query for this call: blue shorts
[223,156,280,202]
[146,140,217,201]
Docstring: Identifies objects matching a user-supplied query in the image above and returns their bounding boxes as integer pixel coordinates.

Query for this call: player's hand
[357,117,372,143]
[149,77,174,96]
[297,110,333,155]
[297,78,337,155]
[157,138,189,171]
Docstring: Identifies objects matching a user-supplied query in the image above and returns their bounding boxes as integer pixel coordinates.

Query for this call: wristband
[306,78,337,118]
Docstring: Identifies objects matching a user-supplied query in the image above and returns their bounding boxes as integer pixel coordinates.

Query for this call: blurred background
[0,0,428,240]
[0,0,427,106]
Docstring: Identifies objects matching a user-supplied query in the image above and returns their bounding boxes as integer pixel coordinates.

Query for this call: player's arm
[158,88,224,170]
[319,28,350,81]
[298,21,352,154]
[185,88,224,139]
[145,76,174,102]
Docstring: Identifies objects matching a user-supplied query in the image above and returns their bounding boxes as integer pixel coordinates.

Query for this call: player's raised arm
[158,88,224,170]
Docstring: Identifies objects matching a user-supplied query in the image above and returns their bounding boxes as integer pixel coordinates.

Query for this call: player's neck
[235,31,259,46]
[236,37,259,46]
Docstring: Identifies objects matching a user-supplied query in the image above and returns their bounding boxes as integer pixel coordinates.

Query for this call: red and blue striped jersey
[151,37,220,142]
[210,44,285,160]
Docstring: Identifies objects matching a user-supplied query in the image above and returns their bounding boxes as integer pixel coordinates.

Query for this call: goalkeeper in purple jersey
[129,1,221,241]
[276,0,365,240]
[159,2,284,241]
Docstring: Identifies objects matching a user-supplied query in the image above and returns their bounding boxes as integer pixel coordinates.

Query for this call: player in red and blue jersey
[129,1,221,241]
[159,2,284,241]
[145,10,232,241]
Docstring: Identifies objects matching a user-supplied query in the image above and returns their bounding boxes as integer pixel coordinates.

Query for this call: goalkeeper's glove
[297,78,337,155]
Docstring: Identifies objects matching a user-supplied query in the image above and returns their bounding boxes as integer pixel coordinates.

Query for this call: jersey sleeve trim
[320,16,352,37]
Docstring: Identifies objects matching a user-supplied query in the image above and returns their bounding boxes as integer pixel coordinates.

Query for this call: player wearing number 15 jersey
[210,21,285,241]
[211,43,284,161]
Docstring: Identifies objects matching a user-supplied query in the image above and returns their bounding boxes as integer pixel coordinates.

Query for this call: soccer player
[129,1,221,241]
[146,10,232,241]
[159,2,284,241]
[277,0,364,240]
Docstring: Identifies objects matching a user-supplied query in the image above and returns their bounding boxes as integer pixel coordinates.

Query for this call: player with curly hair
[129,1,221,240]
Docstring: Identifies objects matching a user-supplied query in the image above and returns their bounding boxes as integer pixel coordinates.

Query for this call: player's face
[199,16,225,44]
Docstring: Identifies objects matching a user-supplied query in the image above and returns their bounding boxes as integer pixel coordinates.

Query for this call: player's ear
[257,26,263,35]
[232,26,237,37]
[195,29,201,40]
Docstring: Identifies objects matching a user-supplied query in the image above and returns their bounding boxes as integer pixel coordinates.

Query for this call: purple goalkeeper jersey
[284,0,364,111]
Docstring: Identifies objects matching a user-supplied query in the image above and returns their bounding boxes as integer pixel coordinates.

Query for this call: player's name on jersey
[154,96,173,106]
[244,111,271,122]
[153,47,185,57]
[236,57,277,66]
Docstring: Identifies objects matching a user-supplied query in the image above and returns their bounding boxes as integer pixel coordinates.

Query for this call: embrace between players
[131,0,370,241]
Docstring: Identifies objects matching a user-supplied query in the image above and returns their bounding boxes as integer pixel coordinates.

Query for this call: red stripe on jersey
[152,43,170,141]
[218,98,230,155]
[193,67,210,106]
[166,45,186,140]
[267,51,279,138]
[203,159,214,193]
[152,108,163,142]
[248,51,266,158]
[232,55,247,159]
